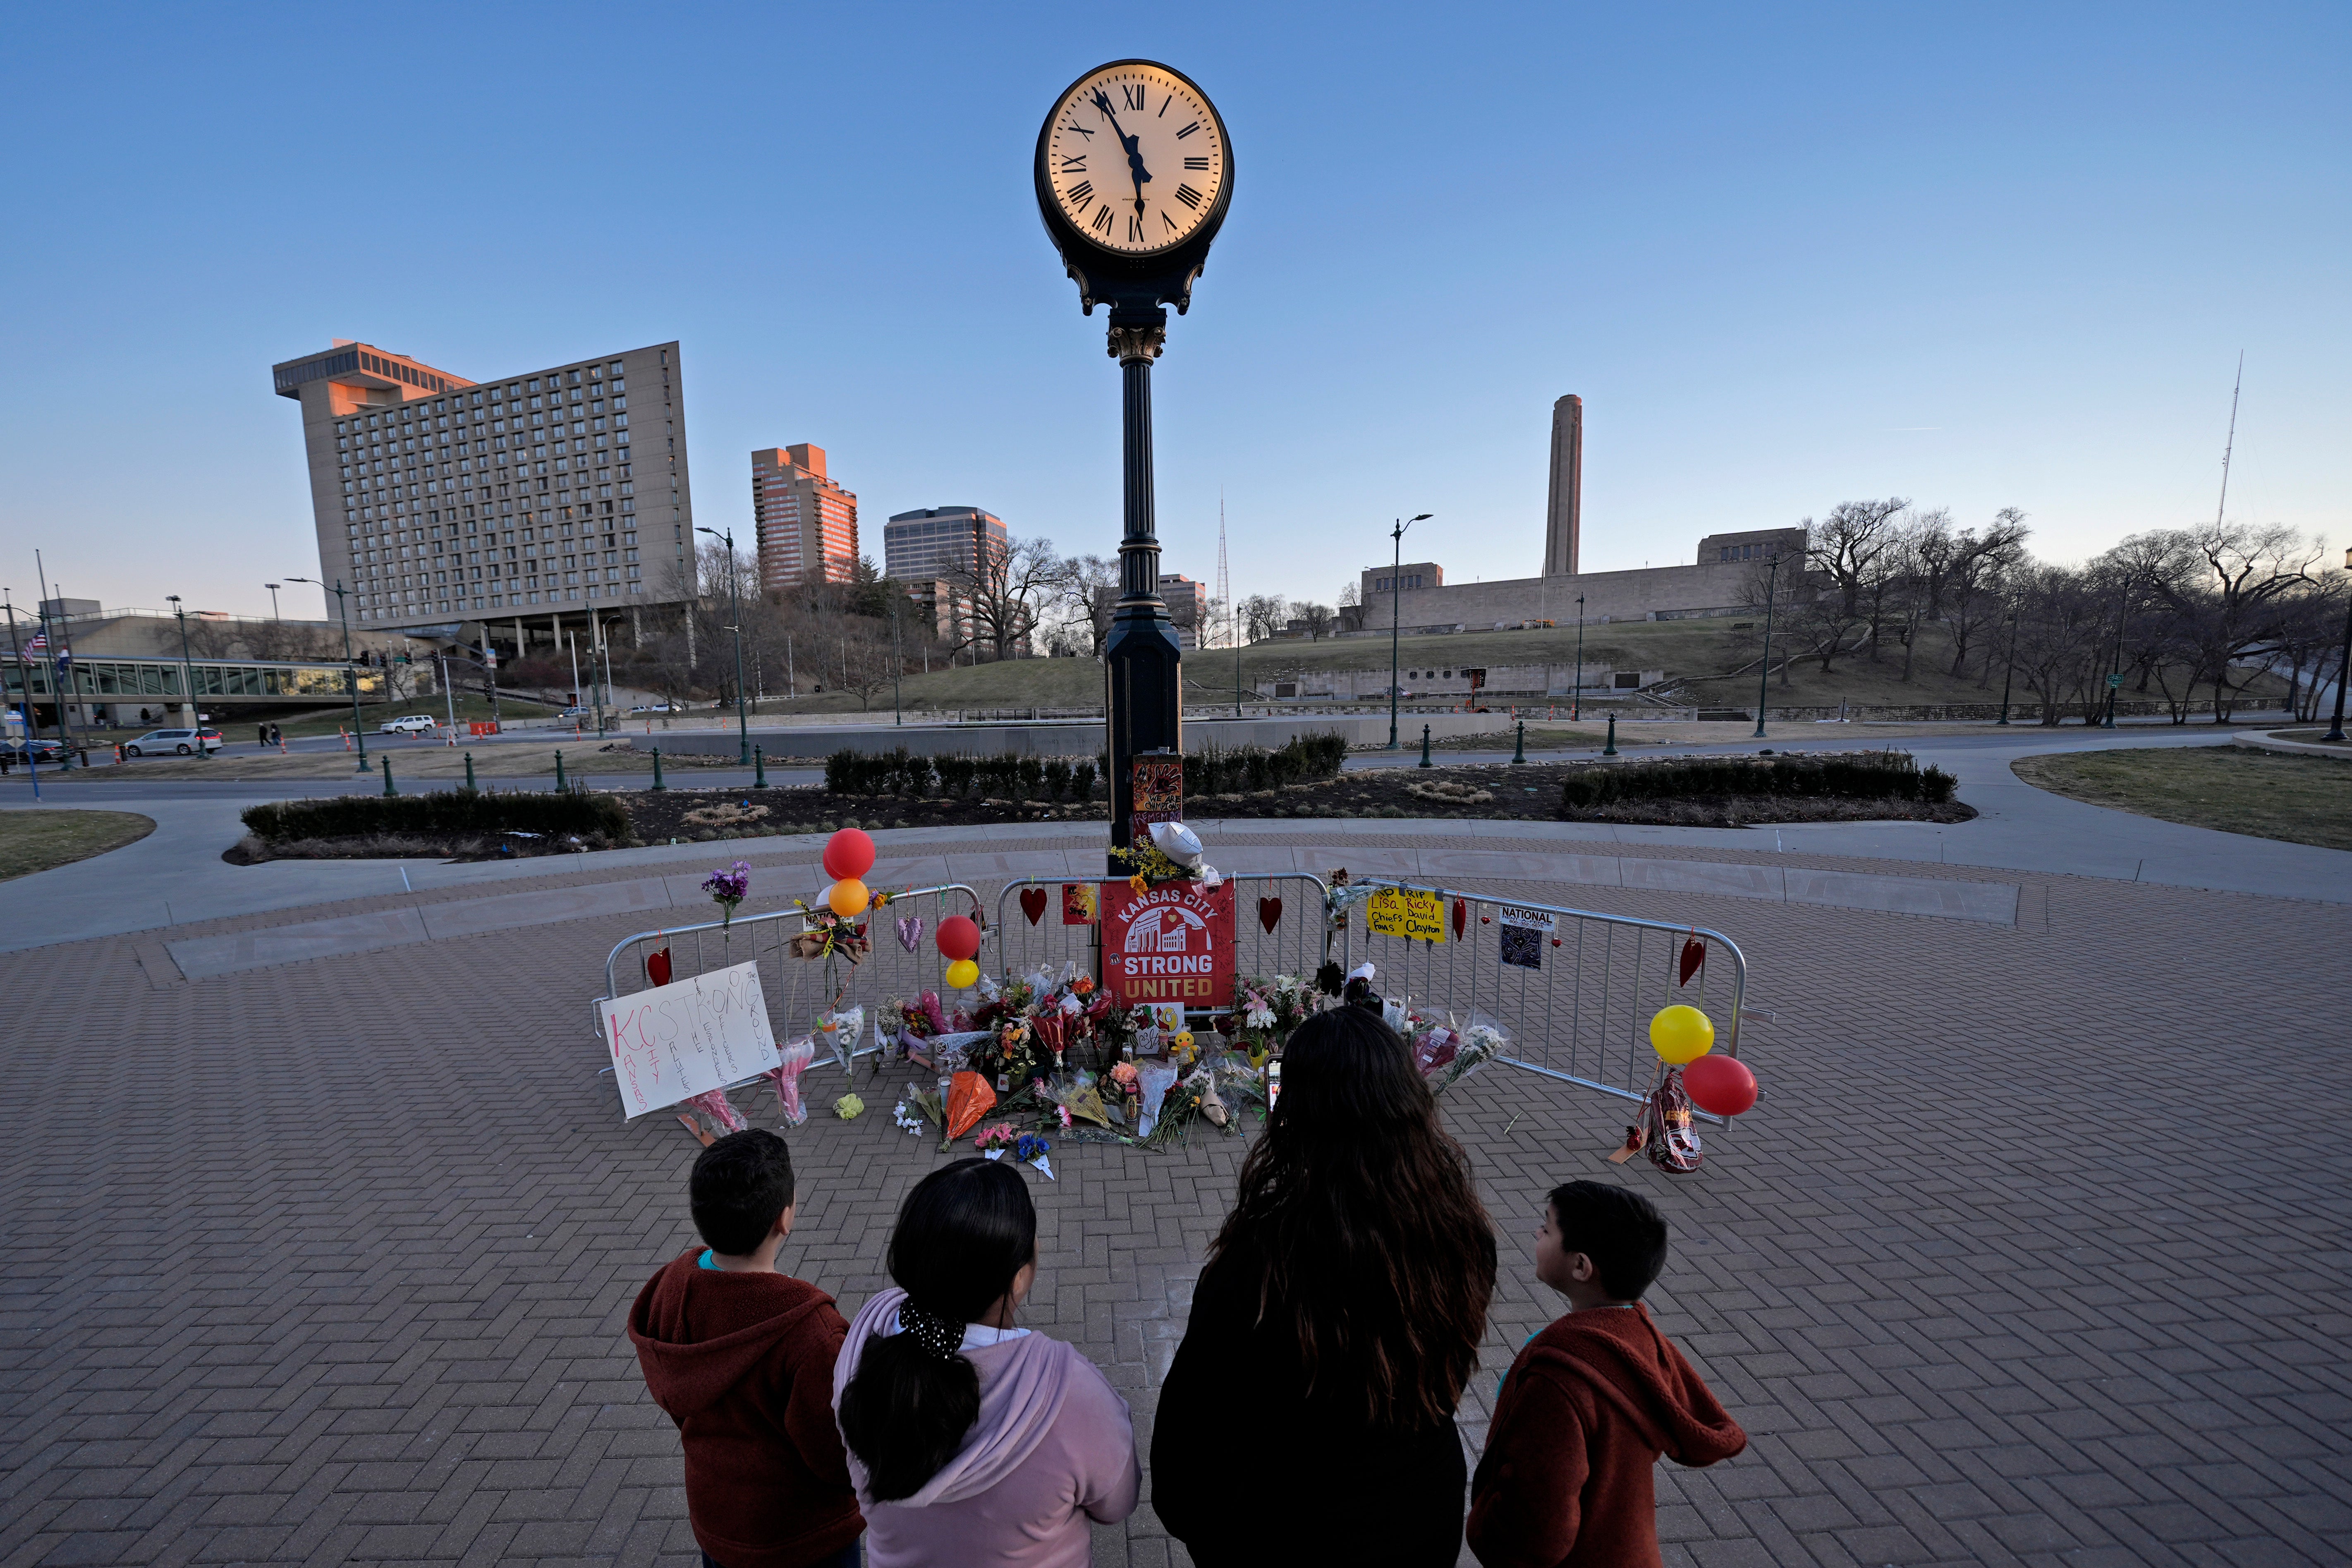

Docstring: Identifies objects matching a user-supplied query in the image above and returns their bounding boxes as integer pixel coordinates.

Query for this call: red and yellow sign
[1100,879,1235,1008]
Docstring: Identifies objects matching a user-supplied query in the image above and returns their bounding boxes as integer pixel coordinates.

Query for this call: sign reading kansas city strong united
[1101,880,1236,1007]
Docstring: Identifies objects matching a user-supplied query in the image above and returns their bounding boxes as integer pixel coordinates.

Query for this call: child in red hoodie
[629,1130,863,1568]
[1468,1180,1746,1568]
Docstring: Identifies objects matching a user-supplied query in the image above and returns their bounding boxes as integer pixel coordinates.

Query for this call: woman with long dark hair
[832,1159,1139,1568]
[1152,1005,1498,1565]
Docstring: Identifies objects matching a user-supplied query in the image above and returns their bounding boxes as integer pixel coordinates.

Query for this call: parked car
[628,702,677,714]
[2,736,71,767]
[378,715,436,734]
[557,706,591,720]
[124,728,223,757]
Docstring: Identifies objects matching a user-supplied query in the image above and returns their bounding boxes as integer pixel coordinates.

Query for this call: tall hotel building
[270,339,695,633]
[751,445,859,591]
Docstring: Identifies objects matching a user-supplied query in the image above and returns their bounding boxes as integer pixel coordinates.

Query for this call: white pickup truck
[378,715,435,735]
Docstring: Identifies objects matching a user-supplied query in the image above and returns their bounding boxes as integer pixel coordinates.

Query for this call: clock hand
[1089,88,1153,215]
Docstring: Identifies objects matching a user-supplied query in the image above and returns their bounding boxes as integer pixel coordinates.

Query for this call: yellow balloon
[945,958,981,989]
[827,878,869,918]
[1649,1005,1715,1064]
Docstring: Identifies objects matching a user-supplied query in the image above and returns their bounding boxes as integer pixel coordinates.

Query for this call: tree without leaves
[2103,522,2326,723]
[1294,602,1335,641]
[940,534,1063,661]
[1240,593,1289,643]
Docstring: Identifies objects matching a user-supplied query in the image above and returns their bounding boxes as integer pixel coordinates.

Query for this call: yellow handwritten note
[1366,887,1447,943]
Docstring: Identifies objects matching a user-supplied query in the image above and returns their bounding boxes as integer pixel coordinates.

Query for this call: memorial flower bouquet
[1424,1012,1509,1096]
[703,860,751,931]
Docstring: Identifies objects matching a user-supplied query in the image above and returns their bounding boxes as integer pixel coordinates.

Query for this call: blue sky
[2,2,2345,622]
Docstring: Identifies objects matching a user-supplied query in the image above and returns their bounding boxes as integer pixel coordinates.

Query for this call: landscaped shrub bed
[241,789,633,845]
[1560,749,1957,812]
[1180,734,1349,796]
[818,735,1345,804]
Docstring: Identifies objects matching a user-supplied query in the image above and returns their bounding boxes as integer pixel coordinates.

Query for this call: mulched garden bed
[220,755,1973,861]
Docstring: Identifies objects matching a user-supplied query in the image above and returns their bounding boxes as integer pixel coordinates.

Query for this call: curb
[2231,730,2352,761]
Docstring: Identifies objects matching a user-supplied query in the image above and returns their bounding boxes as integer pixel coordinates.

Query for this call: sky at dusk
[2,2,2345,623]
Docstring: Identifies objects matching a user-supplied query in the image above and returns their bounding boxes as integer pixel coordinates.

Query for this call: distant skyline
[2,2,2345,623]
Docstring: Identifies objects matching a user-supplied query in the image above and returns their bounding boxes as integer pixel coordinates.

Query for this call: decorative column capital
[1107,321,1166,364]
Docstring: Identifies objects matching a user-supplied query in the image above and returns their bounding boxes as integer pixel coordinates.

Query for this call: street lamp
[1386,514,1433,749]
[285,576,368,771]
[164,595,209,761]
[695,525,751,763]
[1751,555,1782,740]
[265,582,282,620]
[2324,547,2352,744]
[1572,595,1586,722]
[1996,610,2019,727]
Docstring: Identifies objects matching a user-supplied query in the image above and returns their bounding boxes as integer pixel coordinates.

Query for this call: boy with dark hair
[1468,1180,1747,1568]
[629,1130,863,1568]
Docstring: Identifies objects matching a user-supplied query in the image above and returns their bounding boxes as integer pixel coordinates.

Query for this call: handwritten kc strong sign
[1100,879,1235,1009]
[599,960,780,1119]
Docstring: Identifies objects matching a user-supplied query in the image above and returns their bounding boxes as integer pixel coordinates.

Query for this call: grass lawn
[682,619,2289,721]
[0,809,156,881]
[2012,747,2352,852]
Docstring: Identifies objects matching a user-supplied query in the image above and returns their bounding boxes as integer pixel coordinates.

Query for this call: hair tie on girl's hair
[898,1302,965,1361]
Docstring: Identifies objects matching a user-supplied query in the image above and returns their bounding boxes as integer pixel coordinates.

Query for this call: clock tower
[1035,60,1234,865]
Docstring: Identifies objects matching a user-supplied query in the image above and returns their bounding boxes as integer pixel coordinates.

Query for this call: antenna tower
[2214,351,2243,527]
[1216,493,1232,650]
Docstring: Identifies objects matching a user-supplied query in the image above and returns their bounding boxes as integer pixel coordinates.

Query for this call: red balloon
[936,914,981,962]
[822,828,876,881]
[1682,1054,1758,1118]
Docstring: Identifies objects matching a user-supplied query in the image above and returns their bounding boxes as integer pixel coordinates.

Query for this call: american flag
[24,632,45,652]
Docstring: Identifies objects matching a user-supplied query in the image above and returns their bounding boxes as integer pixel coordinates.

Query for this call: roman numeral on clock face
[1175,184,1204,210]
[1128,213,1147,241]
[1121,84,1145,110]
[1175,121,1200,139]
[1091,204,1113,233]
[1162,212,1180,233]
[1184,156,1209,170]
[1060,155,1086,172]
[1066,181,1093,205]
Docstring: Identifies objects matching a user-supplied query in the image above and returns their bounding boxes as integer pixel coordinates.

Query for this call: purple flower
[703,860,751,904]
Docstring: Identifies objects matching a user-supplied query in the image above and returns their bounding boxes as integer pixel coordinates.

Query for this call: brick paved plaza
[3,828,2347,1568]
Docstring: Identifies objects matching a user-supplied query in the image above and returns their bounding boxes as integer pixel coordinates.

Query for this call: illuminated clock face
[1043,62,1227,257]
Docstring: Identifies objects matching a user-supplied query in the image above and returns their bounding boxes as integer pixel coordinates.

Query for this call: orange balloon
[826,878,869,918]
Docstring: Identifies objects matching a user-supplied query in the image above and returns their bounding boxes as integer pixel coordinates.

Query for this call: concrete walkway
[4,728,2343,955]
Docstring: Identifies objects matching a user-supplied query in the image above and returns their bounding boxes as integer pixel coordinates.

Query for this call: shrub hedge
[242,789,633,844]
[1560,750,1957,811]
[821,733,1345,804]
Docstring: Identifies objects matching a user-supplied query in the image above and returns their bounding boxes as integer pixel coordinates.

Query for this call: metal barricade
[1335,879,1751,1117]
[993,872,1332,1008]
[597,882,988,1081]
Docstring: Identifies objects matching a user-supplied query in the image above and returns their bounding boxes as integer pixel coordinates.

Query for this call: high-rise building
[270,340,694,632]
[752,445,859,590]
[1159,572,1209,649]
[884,506,1008,583]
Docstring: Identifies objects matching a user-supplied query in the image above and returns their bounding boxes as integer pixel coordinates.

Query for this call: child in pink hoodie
[833,1159,1139,1568]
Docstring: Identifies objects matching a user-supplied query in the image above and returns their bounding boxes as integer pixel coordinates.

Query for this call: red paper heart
[1451,898,1467,941]
[1257,896,1282,933]
[1678,935,1706,987]
[1019,887,1049,925]
[646,948,672,986]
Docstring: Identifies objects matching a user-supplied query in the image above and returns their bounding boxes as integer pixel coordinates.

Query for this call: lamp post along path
[287,576,367,768]
[1386,515,1433,748]
[2325,547,2352,744]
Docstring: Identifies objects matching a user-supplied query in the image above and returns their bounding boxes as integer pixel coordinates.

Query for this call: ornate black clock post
[1034,60,1232,867]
